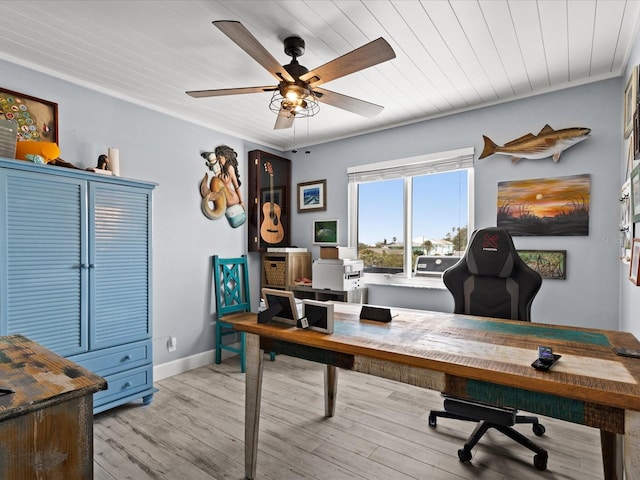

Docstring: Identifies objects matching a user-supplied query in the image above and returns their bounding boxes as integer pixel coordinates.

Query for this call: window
[347,147,474,285]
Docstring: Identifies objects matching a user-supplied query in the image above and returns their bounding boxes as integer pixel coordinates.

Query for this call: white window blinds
[347,147,474,184]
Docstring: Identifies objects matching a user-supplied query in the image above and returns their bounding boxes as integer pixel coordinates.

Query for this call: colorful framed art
[497,174,590,236]
[0,88,58,144]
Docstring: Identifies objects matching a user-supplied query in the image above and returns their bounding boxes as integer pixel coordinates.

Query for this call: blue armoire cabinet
[0,157,156,413]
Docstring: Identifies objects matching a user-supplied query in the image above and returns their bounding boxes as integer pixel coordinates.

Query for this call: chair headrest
[466,228,516,278]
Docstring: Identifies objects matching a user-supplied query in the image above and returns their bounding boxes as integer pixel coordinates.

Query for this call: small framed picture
[518,249,567,279]
[631,164,640,223]
[313,219,338,245]
[624,66,638,138]
[630,239,640,285]
[0,88,58,143]
[297,179,326,213]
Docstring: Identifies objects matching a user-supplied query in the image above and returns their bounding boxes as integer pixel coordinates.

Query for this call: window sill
[362,273,447,290]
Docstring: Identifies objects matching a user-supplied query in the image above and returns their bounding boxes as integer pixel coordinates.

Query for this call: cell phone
[613,347,640,358]
[538,346,555,364]
[532,346,561,371]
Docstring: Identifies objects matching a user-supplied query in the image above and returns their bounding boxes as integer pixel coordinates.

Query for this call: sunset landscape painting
[497,174,590,236]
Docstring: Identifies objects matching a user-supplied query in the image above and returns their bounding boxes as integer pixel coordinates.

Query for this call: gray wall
[0,53,627,369]
[291,79,621,331]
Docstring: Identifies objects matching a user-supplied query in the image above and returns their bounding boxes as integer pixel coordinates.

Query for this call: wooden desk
[0,334,107,479]
[227,303,640,480]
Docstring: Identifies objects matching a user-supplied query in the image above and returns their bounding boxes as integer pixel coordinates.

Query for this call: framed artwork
[497,174,590,236]
[518,250,567,279]
[630,239,640,285]
[297,179,327,213]
[627,133,635,179]
[248,150,291,252]
[625,66,638,138]
[0,88,58,143]
[313,219,338,245]
[635,110,640,160]
[632,164,640,223]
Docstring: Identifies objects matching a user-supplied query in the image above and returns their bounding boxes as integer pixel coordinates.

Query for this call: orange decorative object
[15,141,60,163]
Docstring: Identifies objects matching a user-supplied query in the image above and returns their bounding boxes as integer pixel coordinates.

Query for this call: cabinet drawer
[93,364,153,408]
[69,339,151,377]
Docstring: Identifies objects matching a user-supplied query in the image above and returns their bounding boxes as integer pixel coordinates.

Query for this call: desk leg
[625,410,640,479]
[600,430,622,480]
[324,365,338,417]
[245,333,264,480]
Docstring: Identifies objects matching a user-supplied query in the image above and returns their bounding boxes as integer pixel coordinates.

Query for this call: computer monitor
[261,288,299,326]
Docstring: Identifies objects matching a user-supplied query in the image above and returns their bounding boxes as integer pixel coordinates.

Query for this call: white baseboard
[153,348,238,381]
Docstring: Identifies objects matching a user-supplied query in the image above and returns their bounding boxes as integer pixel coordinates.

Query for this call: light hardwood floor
[94,354,605,480]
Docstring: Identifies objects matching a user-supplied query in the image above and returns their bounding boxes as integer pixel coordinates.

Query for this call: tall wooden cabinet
[0,157,156,414]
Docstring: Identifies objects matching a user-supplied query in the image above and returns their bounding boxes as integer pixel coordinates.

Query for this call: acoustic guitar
[260,161,285,244]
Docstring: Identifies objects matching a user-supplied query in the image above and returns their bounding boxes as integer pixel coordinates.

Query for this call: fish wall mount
[480,124,591,163]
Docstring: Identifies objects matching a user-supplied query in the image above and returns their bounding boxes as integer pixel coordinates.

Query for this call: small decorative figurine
[97,154,109,170]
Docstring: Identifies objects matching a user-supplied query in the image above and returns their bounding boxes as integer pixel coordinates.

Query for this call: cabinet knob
[122,381,132,389]
[80,263,88,269]
[89,264,95,269]
[122,354,132,361]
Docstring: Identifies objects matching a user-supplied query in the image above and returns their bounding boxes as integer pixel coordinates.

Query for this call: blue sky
[358,170,468,245]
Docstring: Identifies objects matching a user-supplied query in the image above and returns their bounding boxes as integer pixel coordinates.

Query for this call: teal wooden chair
[212,255,274,373]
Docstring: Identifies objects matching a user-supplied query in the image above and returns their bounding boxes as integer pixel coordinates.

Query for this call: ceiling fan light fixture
[284,84,304,101]
[269,86,319,118]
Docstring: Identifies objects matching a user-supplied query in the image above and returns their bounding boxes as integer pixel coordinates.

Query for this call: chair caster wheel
[428,414,437,427]
[458,448,472,463]
[534,453,548,471]
[532,423,546,436]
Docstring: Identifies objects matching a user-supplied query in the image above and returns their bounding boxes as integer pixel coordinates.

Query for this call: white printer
[312,258,364,291]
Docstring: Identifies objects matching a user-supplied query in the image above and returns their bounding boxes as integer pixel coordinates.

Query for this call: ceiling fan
[186,21,396,129]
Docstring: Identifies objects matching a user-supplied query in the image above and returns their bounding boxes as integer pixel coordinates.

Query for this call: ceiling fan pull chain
[291,122,298,153]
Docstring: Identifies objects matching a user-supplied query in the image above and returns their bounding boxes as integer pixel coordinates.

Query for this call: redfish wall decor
[480,124,591,163]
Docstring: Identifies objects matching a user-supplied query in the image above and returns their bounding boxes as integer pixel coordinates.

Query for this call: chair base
[428,401,548,471]
[216,321,246,372]
[215,321,276,373]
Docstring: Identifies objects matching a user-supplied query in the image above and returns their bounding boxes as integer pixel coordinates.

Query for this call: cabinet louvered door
[1,170,88,356]
[89,183,151,350]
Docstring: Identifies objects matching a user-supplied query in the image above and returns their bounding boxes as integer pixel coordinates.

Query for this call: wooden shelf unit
[290,285,368,304]
[261,251,312,290]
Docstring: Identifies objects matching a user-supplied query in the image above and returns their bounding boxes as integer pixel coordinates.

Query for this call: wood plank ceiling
[0,0,638,151]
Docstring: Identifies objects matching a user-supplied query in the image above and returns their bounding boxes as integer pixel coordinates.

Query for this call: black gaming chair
[428,227,548,471]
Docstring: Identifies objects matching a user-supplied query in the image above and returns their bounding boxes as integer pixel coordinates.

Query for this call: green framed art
[518,250,567,280]
[631,163,640,223]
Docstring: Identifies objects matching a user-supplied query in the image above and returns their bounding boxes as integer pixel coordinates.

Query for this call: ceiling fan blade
[213,20,294,83]
[186,86,277,98]
[313,88,384,118]
[300,38,395,87]
[274,110,295,129]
